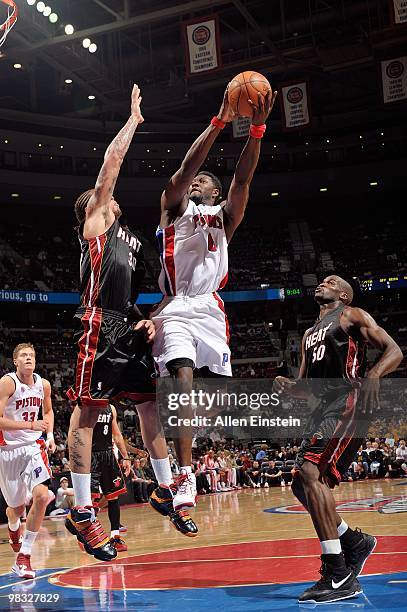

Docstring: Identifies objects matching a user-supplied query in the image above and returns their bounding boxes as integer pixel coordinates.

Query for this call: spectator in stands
[52,477,75,514]
[290,339,299,367]
[352,446,369,479]
[261,460,282,487]
[217,451,232,490]
[255,444,268,463]
[247,461,261,488]
[205,450,219,492]
[395,439,407,475]
[169,453,180,476]
[131,458,152,503]
[369,442,385,478]
[194,457,210,494]
[123,406,137,428]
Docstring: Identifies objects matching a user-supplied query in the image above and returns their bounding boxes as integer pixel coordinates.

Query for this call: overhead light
[93,147,97,151]
[65,24,74,35]
[89,43,97,53]
[60,145,64,149]
[271,192,279,197]
[36,2,45,12]
[167,149,171,153]
[359,135,363,139]
[4,139,8,143]
[82,38,91,49]
[26,0,36,5]
[88,95,96,100]
[53,195,62,200]
[43,6,51,17]
[49,13,58,23]
[326,139,330,143]
[65,78,73,84]
[11,193,20,198]
[320,187,328,192]
[13,63,22,69]
[380,132,384,136]
[38,143,42,147]
[146,148,150,153]
[370,181,378,186]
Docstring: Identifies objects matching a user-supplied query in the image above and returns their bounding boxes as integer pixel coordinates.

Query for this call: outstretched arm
[161,86,235,217]
[223,90,277,242]
[83,85,144,239]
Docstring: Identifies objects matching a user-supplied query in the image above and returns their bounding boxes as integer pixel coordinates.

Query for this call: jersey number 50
[312,345,326,363]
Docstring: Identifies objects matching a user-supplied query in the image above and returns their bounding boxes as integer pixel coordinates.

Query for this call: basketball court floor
[0,478,406,611]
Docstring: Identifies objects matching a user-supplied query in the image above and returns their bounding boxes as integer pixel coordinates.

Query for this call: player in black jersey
[66,85,197,562]
[90,405,130,552]
[274,275,402,604]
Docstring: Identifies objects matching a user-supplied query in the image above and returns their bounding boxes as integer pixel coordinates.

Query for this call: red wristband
[211,116,226,130]
[250,124,267,139]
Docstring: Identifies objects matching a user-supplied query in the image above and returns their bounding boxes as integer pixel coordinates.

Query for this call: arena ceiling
[0,0,406,124]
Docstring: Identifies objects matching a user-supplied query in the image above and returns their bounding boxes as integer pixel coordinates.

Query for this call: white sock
[150,457,173,487]
[71,472,92,507]
[180,465,192,474]
[111,530,120,538]
[337,519,349,537]
[20,529,38,555]
[8,519,20,532]
[321,539,342,555]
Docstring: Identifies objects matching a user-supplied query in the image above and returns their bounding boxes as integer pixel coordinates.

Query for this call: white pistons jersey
[157,200,228,296]
[0,372,44,448]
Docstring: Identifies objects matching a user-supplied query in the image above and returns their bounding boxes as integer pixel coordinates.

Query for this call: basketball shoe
[8,525,23,553]
[298,557,362,604]
[149,484,198,537]
[110,536,128,552]
[341,528,377,576]
[12,554,35,579]
[65,506,116,561]
[173,471,197,510]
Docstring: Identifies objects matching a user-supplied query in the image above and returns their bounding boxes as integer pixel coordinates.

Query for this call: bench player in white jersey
[0,343,55,579]
[152,84,277,512]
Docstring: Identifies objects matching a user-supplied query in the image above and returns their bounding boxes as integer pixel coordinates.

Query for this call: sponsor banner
[183,15,221,76]
[232,116,251,139]
[381,56,407,103]
[281,81,311,130]
[392,0,407,24]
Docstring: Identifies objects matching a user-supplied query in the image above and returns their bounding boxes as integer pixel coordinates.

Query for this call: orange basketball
[227,71,271,118]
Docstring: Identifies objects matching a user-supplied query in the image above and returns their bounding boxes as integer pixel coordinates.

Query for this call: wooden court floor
[0,478,406,611]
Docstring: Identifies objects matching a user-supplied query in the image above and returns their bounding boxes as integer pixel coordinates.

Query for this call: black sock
[340,527,362,548]
[321,553,349,577]
[108,499,121,532]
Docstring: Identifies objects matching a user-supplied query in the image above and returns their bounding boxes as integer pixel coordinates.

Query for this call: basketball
[227,71,272,118]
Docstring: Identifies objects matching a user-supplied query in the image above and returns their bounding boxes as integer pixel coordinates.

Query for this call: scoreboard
[361,276,407,291]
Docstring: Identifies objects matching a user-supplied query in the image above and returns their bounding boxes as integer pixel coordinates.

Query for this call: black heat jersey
[303,304,366,394]
[78,219,145,315]
[92,405,113,452]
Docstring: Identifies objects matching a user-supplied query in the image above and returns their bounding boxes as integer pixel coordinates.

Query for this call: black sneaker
[150,485,198,537]
[342,528,377,576]
[169,509,198,537]
[65,506,117,561]
[298,561,362,604]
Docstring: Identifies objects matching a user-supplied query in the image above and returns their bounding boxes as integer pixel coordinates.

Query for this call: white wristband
[47,432,54,441]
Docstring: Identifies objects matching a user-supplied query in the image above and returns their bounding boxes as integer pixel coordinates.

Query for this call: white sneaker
[173,471,197,510]
[12,553,35,579]
[264,482,269,488]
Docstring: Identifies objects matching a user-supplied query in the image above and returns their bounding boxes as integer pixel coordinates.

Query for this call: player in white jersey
[152,84,277,511]
[0,343,55,579]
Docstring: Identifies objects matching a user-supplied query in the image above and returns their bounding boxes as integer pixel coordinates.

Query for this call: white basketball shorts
[0,440,52,507]
[151,293,232,377]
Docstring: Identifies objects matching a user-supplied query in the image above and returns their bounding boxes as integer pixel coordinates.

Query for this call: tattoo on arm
[106,116,139,162]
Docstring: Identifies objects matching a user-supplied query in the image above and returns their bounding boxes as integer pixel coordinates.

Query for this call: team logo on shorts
[222,353,229,366]
[34,467,43,479]
[113,477,122,489]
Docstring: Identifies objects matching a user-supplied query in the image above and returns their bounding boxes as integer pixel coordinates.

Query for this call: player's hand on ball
[134,319,155,343]
[273,376,296,395]
[32,419,49,432]
[131,84,144,123]
[217,84,236,123]
[249,89,278,125]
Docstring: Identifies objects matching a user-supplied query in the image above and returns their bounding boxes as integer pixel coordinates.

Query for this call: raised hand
[217,84,236,124]
[249,90,278,125]
[131,84,144,123]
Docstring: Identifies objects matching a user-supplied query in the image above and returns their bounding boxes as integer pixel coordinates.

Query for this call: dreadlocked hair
[74,189,94,226]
